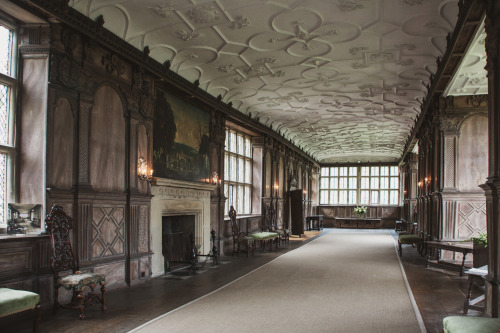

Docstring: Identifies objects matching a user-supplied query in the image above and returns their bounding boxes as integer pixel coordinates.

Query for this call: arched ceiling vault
[69,0,463,163]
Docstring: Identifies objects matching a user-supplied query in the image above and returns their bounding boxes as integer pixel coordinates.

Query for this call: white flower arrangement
[354,206,367,217]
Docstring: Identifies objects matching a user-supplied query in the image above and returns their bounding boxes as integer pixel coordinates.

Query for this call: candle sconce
[211,171,221,186]
[138,157,153,182]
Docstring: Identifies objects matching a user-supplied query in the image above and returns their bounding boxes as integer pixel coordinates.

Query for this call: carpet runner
[130,230,424,333]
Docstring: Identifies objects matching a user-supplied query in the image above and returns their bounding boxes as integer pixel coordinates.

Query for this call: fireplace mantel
[150,178,216,277]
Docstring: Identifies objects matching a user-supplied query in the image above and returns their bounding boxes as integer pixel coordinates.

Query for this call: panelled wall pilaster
[481,0,500,317]
[209,109,226,241]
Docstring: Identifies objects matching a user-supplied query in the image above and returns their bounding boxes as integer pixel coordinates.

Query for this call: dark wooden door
[290,189,304,235]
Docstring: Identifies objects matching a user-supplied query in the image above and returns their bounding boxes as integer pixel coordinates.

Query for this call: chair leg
[53,286,59,315]
[33,303,41,333]
[101,283,106,311]
[76,290,85,320]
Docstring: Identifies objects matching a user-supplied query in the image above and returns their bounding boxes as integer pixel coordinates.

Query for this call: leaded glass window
[224,128,252,216]
[319,165,400,205]
[0,19,16,227]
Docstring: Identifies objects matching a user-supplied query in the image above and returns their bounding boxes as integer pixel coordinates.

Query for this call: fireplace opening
[162,215,195,272]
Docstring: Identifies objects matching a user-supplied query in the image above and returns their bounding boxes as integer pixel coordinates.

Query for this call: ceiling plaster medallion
[351,62,368,69]
[337,0,366,12]
[402,0,424,6]
[469,77,486,86]
[230,16,250,29]
[257,57,278,64]
[396,59,415,66]
[258,92,309,107]
[350,47,368,56]
[234,77,249,84]
[395,44,417,51]
[367,52,395,64]
[217,64,235,72]
[149,1,176,18]
[177,30,200,41]
[270,70,286,77]
[372,143,395,149]
[186,5,220,24]
[359,82,409,97]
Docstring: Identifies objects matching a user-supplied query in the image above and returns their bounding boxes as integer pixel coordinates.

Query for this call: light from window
[0,25,12,76]
[0,84,9,145]
[0,21,14,226]
[224,128,252,216]
[319,165,399,205]
[0,153,6,224]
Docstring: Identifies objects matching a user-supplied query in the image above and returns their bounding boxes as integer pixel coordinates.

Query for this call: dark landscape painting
[153,88,210,182]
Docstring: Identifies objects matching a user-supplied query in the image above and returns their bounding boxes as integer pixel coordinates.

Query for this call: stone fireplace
[150,178,215,277]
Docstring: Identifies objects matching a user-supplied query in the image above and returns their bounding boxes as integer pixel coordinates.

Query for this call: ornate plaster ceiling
[69,0,459,163]
[444,20,487,97]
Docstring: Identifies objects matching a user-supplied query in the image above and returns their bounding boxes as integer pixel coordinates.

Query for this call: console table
[335,218,381,229]
[425,241,474,276]
[306,215,324,231]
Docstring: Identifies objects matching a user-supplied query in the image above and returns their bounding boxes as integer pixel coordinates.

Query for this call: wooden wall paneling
[89,85,126,192]
[78,202,92,264]
[46,86,77,190]
[78,100,92,185]
[457,115,488,192]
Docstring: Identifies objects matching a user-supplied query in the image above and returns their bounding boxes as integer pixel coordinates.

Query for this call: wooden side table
[463,265,487,314]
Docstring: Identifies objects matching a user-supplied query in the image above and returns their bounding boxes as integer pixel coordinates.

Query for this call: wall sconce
[211,171,221,186]
[418,181,423,188]
[138,157,153,182]
[274,183,279,196]
[425,177,431,186]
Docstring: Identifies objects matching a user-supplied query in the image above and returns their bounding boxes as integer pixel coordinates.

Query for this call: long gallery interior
[0,1,500,332]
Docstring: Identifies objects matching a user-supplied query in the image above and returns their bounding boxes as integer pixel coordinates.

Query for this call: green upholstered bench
[0,288,41,332]
[250,231,279,250]
[443,316,500,333]
[398,233,423,256]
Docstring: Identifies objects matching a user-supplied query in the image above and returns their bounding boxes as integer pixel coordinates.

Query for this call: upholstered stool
[443,316,500,333]
[0,288,41,332]
[398,233,423,256]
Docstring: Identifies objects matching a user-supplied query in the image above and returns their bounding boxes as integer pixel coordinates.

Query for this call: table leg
[460,252,468,277]
[463,278,473,314]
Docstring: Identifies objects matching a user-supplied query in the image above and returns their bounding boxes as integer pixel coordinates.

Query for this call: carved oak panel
[92,206,125,258]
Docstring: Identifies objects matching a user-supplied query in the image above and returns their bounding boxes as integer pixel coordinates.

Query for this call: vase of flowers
[462,233,488,267]
[354,206,367,219]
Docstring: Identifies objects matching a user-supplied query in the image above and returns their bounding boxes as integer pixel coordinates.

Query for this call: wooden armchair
[229,206,255,257]
[45,205,106,319]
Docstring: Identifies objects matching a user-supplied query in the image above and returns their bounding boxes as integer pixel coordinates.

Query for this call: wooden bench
[0,288,41,332]
[443,316,500,333]
[250,231,279,251]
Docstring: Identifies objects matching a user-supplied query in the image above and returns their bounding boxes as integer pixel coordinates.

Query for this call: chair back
[265,205,277,231]
[229,206,240,237]
[45,205,78,276]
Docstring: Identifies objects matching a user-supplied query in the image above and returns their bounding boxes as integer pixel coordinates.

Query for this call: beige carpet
[130,231,424,333]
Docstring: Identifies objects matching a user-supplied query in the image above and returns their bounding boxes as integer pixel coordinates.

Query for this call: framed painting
[153,87,210,182]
